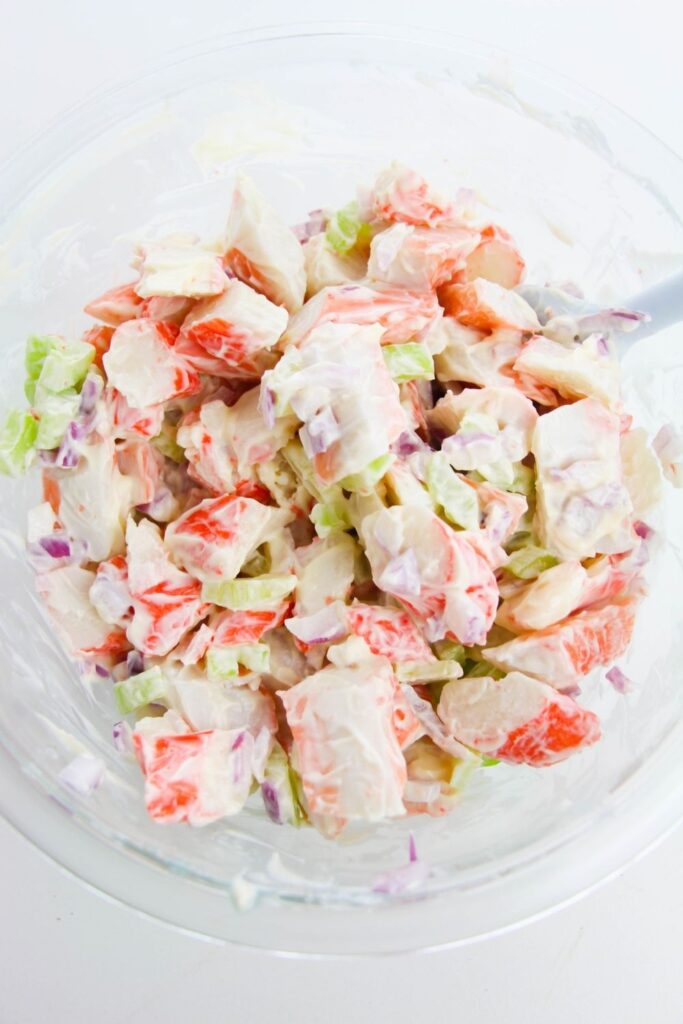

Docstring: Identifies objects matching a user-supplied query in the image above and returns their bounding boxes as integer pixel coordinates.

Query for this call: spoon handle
[622,268,683,347]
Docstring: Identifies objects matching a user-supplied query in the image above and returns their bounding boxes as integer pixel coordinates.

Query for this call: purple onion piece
[126,650,145,676]
[291,209,326,242]
[595,333,610,357]
[634,520,654,541]
[259,385,276,430]
[78,375,100,415]
[261,780,282,824]
[231,732,245,752]
[391,430,431,457]
[299,407,341,457]
[94,663,110,679]
[112,721,133,754]
[39,535,71,558]
[606,666,631,694]
[36,448,58,466]
[408,832,418,864]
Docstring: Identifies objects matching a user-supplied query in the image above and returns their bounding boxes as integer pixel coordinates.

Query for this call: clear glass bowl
[1,23,683,956]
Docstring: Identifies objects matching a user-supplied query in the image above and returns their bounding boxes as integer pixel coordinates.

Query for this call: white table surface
[2,2,683,1021]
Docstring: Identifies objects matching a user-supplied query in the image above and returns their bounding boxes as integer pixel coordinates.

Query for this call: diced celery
[26,335,94,402]
[325,201,371,255]
[465,660,505,680]
[0,409,38,476]
[477,459,515,489]
[433,639,467,664]
[114,666,167,714]
[449,754,482,791]
[382,343,434,383]
[395,660,463,683]
[206,646,239,681]
[206,641,272,682]
[152,422,185,463]
[310,499,351,538]
[504,545,558,579]
[262,742,306,826]
[507,463,535,496]
[339,453,394,493]
[34,390,79,450]
[202,575,296,611]
[426,453,479,530]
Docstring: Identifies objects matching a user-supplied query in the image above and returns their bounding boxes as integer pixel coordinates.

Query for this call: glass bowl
[1,23,683,956]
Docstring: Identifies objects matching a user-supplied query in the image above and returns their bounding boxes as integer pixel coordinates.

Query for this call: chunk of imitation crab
[362,505,502,646]
[280,659,407,830]
[438,671,601,766]
[175,279,287,379]
[484,594,639,688]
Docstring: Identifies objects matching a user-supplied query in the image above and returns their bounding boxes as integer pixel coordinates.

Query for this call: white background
[2,2,683,1021]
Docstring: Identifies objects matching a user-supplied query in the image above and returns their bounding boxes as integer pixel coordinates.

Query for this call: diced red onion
[606,666,631,694]
[36,448,58,466]
[259,384,276,430]
[408,831,418,864]
[261,780,282,823]
[58,754,105,796]
[578,308,648,335]
[377,549,421,597]
[634,520,654,541]
[594,334,610,357]
[560,684,582,698]
[40,535,71,558]
[78,375,101,416]
[291,209,326,242]
[126,650,145,676]
[55,422,82,469]
[391,430,431,457]
[112,720,134,754]
[299,406,341,457]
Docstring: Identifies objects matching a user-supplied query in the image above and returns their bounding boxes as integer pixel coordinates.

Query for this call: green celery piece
[29,336,94,400]
[152,423,185,463]
[241,548,271,578]
[504,545,558,580]
[449,754,482,792]
[206,646,240,681]
[325,201,371,255]
[34,390,79,450]
[114,666,167,715]
[395,660,463,683]
[310,499,351,538]
[339,453,394,494]
[25,335,58,403]
[0,409,38,476]
[433,639,467,664]
[202,575,296,611]
[507,463,535,496]
[426,453,479,530]
[382,343,434,383]
[466,660,505,681]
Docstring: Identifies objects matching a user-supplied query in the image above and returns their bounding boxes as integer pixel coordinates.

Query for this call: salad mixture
[1,162,678,838]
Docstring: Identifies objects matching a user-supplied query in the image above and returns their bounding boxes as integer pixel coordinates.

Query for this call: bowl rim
[1,20,683,954]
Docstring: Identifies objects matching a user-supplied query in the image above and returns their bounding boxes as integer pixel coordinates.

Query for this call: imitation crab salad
[1,162,680,838]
